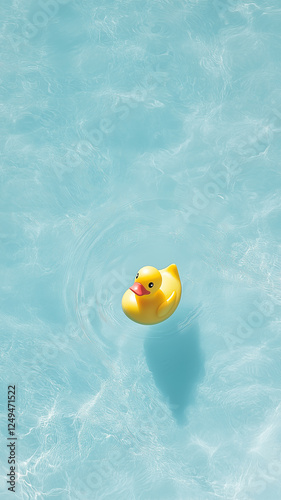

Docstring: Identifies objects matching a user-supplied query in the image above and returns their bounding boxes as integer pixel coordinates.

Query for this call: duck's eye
[148,282,154,288]
[135,273,139,279]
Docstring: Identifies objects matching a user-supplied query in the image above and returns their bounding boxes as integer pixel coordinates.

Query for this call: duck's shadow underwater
[144,311,204,424]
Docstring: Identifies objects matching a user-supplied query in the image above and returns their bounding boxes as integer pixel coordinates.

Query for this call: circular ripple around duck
[63,198,219,357]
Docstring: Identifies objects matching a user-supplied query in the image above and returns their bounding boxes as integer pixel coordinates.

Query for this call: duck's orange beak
[130,282,150,296]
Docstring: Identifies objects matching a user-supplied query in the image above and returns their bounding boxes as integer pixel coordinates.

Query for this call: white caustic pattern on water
[1,0,281,498]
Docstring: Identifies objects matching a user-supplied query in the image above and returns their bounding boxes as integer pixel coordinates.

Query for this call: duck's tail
[164,263,180,280]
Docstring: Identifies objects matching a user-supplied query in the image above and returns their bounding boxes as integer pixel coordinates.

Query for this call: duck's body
[122,264,181,325]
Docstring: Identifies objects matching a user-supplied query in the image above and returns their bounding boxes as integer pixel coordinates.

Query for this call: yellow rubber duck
[122,264,181,325]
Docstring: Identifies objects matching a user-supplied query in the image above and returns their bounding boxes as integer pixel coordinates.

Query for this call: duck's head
[129,266,162,297]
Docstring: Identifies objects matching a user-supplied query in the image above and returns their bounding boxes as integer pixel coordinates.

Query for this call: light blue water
[1,0,281,498]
